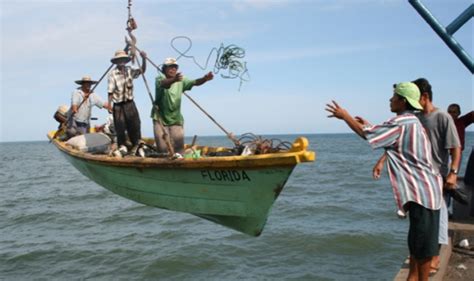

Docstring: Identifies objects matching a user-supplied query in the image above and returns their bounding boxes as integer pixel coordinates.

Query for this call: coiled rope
[238,133,292,154]
[170,36,250,91]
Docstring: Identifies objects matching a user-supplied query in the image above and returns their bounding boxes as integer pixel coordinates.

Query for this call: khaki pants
[153,121,184,154]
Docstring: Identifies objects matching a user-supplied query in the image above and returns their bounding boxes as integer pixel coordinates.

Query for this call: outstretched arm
[325,100,367,139]
[194,72,214,86]
[160,73,183,89]
[464,111,474,127]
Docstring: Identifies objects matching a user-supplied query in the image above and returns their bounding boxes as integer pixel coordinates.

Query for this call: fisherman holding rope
[151,58,213,155]
[108,49,147,156]
[67,75,112,138]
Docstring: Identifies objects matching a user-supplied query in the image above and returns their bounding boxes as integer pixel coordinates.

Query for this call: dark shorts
[408,202,440,259]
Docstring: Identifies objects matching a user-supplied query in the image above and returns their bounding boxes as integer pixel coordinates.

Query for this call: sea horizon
[2,131,473,144]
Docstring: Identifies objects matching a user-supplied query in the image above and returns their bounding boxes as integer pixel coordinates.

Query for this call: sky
[0,0,472,142]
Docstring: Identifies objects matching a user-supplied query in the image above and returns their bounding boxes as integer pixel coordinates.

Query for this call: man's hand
[104,102,113,114]
[325,100,367,139]
[325,100,348,120]
[355,116,371,127]
[444,173,457,191]
[174,72,183,82]
[373,155,386,179]
[204,72,214,81]
[140,51,147,58]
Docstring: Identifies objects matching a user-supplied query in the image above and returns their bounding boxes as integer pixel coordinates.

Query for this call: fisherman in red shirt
[447,103,474,151]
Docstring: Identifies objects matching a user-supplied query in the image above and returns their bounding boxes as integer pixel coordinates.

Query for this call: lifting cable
[125,0,175,156]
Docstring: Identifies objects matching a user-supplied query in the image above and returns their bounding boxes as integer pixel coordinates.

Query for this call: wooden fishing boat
[47,131,315,236]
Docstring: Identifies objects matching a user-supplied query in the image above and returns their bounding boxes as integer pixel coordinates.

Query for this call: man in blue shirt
[67,75,111,137]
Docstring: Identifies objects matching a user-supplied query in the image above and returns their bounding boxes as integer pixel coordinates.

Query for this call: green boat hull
[62,152,294,236]
[49,131,315,236]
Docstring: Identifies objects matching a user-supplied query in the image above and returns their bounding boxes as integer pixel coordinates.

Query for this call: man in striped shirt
[108,49,147,156]
[326,82,443,281]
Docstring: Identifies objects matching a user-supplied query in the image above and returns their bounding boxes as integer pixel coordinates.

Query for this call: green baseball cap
[394,82,423,110]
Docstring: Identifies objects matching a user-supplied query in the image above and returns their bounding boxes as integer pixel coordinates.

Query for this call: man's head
[111,50,131,66]
[447,103,461,119]
[161,57,179,78]
[391,82,423,113]
[75,75,97,92]
[412,78,432,109]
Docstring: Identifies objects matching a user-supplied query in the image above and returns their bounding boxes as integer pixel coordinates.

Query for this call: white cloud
[2,4,124,63]
[1,2,254,67]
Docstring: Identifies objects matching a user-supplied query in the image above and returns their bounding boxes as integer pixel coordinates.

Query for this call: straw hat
[111,50,131,64]
[75,75,98,85]
[163,57,178,66]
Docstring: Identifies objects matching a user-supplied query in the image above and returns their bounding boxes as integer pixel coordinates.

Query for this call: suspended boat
[47,131,315,236]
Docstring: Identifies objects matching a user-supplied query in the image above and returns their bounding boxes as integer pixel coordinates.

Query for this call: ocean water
[1,133,473,281]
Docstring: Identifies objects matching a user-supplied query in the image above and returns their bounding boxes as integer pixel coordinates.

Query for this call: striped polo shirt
[107,66,142,103]
[364,112,443,212]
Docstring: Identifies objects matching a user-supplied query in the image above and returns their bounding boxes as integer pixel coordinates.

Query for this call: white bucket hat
[75,75,98,85]
[111,50,131,64]
[163,57,178,66]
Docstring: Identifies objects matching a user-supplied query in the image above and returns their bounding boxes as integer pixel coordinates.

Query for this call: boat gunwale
[48,131,315,169]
